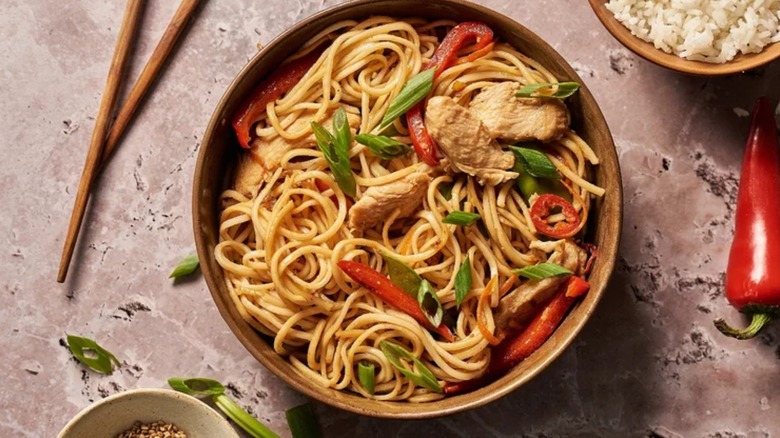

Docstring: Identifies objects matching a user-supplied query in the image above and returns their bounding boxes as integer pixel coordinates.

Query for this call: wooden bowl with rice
[589,0,780,75]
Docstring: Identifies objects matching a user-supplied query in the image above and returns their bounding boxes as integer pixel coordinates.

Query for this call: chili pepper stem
[713,313,773,340]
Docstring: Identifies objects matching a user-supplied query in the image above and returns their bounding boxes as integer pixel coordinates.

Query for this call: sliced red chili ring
[529,194,581,239]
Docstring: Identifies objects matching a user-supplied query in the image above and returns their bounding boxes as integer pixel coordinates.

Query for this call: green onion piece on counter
[170,254,199,279]
[513,262,572,280]
[355,134,410,159]
[379,341,442,393]
[454,256,472,308]
[417,279,443,327]
[516,81,580,99]
[442,211,481,226]
[357,362,376,395]
[438,182,454,201]
[169,377,281,438]
[311,110,356,198]
[167,377,225,396]
[509,146,560,180]
[66,335,121,375]
[381,252,422,297]
[379,69,435,129]
[286,404,321,438]
[214,394,281,438]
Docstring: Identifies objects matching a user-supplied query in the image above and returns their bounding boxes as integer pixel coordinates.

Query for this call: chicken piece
[233,108,361,197]
[347,166,432,233]
[425,96,518,186]
[469,81,569,143]
[494,240,585,335]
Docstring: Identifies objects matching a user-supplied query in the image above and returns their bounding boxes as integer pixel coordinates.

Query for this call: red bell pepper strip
[444,276,586,395]
[530,194,581,239]
[715,97,780,340]
[405,22,495,165]
[232,49,322,149]
[337,260,455,342]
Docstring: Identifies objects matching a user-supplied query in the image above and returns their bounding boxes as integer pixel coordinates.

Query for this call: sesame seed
[115,421,188,438]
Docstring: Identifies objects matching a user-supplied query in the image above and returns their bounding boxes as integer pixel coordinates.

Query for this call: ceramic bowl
[57,388,239,438]
[193,0,623,418]
[589,0,780,76]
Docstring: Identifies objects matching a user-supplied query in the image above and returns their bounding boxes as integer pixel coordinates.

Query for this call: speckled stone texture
[2,0,779,437]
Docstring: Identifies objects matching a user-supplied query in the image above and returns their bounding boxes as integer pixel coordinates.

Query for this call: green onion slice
[170,254,199,279]
[214,394,281,438]
[513,262,572,280]
[417,279,443,327]
[66,335,121,375]
[516,81,580,99]
[357,361,376,395]
[442,211,481,226]
[380,341,442,393]
[454,256,472,308]
[311,110,356,198]
[379,69,435,129]
[438,182,454,201]
[285,403,321,438]
[381,252,422,297]
[509,146,560,180]
[167,377,225,396]
[355,134,410,160]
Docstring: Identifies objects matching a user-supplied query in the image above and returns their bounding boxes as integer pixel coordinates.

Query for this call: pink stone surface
[1,0,779,437]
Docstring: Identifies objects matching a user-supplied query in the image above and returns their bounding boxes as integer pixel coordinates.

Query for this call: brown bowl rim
[588,0,780,76]
[193,0,623,418]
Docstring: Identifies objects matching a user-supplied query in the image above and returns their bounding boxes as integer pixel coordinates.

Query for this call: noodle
[216,17,604,402]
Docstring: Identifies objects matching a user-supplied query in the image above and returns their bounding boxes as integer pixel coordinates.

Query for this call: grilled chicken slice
[469,81,569,143]
[347,165,433,234]
[425,96,518,186]
[494,240,586,335]
[234,108,360,197]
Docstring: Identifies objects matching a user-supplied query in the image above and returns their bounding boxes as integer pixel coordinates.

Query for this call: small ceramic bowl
[588,0,780,76]
[57,388,239,438]
[193,0,622,418]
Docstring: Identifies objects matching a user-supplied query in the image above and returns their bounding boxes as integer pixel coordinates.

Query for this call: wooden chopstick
[100,0,202,167]
[57,0,145,283]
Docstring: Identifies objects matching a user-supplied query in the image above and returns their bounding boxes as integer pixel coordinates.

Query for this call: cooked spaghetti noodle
[215,17,603,402]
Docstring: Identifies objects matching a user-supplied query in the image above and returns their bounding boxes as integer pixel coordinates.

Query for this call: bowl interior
[588,0,780,75]
[194,0,623,418]
[57,389,239,438]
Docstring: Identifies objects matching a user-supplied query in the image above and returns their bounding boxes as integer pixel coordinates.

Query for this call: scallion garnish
[417,279,443,327]
[357,361,376,395]
[380,341,442,393]
[454,256,472,308]
[442,211,481,226]
[438,182,454,201]
[311,107,356,198]
[66,334,121,375]
[509,146,560,180]
[167,377,225,396]
[381,252,422,297]
[379,69,435,129]
[512,262,572,280]
[516,81,580,99]
[170,254,199,279]
[285,404,321,438]
[355,134,410,160]
[168,377,281,438]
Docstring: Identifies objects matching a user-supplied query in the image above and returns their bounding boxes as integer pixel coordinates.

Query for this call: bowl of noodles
[194,0,622,418]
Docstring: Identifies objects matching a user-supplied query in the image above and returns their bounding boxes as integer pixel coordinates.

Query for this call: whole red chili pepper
[232,48,322,149]
[337,260,455,342]
[406,22,494,165]
[714,97,780,339]
[444,276,588,395]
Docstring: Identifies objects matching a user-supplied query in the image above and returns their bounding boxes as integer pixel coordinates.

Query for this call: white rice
[605,0,780,63]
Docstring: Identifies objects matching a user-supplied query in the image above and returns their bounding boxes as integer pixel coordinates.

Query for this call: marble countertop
[2,0,779,437]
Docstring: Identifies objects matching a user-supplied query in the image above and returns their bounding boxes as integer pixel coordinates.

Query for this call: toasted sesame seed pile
[116,421,188,438]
